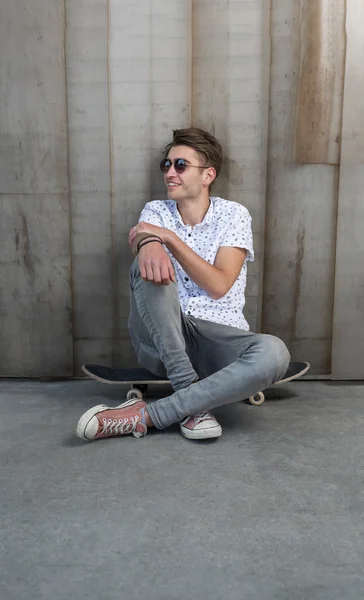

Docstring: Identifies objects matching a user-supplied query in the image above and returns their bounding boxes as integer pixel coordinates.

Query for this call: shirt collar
[172,197,215,228]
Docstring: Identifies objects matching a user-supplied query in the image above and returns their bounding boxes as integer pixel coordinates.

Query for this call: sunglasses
[159,158,207,174]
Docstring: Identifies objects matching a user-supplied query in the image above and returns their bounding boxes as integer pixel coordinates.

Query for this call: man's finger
[139,259,147,280]
[160,261,171,286]
[152,263,163,286]
[145,261,154,281]
[168,262,176,282]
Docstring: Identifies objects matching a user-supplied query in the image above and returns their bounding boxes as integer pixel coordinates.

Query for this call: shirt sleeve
[138,202,165,227]
[219,204,254,262]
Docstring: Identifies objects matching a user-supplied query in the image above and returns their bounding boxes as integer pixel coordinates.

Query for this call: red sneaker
[76,399,148,441]
[180,412,222,440]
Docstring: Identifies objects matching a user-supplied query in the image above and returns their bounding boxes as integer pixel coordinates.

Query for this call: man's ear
[204,167,216,187]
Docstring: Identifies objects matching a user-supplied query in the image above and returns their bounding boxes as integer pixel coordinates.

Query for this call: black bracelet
[137,235,163,252]
[137,239,163,253]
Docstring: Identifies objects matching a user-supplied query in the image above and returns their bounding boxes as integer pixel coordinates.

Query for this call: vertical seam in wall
[107,0,120,365]
[190,0,194,125]
[331,0,348,378]
[261,0,273,334]
[150,2,154,171]
[336,0,347,167]
[63,0,75,375]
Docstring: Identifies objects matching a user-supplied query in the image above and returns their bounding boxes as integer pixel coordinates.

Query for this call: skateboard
[82,361,310,406]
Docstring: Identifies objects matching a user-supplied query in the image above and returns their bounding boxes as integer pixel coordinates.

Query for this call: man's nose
[166,162,177,176]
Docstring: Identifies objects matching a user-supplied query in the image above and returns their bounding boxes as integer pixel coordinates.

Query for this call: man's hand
[138,241,176,286]
[129,222,170,247]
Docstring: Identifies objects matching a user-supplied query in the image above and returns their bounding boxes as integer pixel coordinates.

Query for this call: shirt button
[188,311,191,314]
[188,233,192,237]
[185,277,189,281]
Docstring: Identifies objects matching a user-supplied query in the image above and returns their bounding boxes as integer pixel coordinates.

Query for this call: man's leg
[77,325,288,441]
[76,264,289,441]
[127,258,198,391]
[128,259,225,438]
[147,319,290,430]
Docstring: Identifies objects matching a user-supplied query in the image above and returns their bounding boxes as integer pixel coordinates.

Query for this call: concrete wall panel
[263,0,339,374]
[0,1,72,376]
[65,0,115,371]
[332,0,364,378]
[0,195,72,376]
[294,0,346,165]
[0,0,68,194]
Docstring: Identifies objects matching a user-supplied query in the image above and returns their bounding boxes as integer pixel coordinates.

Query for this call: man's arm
[131,230,176,286]
[166,233,247,300]
[130,223,246,299]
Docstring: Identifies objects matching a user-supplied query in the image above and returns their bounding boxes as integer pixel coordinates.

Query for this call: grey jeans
[128,258,290,429]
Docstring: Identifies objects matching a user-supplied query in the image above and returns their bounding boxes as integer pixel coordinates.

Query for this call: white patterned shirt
[139,197,254,330]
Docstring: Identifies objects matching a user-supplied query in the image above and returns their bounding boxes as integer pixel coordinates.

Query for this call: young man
[76,128,290,442]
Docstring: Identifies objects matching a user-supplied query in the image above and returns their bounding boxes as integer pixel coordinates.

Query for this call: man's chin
[167,188,181,200]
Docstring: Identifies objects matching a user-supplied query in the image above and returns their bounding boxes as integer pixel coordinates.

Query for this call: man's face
[163,145,209,201]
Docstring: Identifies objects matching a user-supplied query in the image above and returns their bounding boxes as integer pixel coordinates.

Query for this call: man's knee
[255,334,290,376]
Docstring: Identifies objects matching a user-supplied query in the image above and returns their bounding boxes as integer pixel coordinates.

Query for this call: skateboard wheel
[126,388,143,401]
[248,391,265,406]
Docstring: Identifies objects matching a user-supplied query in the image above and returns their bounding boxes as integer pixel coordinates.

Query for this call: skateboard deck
[82,361,310,406]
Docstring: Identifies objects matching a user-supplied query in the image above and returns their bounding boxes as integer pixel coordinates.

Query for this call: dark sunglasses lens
[160,158,188,174]
[160,159,171,173]
[175,159,188,174]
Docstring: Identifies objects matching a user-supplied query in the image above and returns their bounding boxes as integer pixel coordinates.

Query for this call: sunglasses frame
[159,158,207,174]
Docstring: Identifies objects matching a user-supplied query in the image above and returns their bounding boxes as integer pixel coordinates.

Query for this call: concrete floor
[1,379,364,600]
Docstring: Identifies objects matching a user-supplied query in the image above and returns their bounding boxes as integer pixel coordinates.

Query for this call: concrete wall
[0,0,73,376]
[332,0,364,379]
[262,0,345,375]
[0,0,362,378]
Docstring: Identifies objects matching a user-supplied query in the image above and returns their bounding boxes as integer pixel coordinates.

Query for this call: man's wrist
[137,238,163,252]
[132,232,160,256]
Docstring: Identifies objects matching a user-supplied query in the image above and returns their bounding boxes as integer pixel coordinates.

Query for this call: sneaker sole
[76,399,142,441]
[180,424,222,440]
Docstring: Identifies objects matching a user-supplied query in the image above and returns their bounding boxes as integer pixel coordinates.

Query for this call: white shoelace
[193,412,213,424]
[101,415,146,438]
